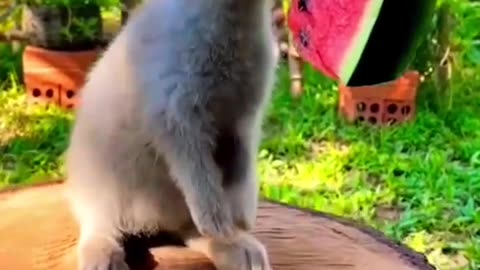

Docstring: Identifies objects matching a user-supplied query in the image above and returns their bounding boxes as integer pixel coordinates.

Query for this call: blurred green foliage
[412,0,480,72]
[18,0,119,9]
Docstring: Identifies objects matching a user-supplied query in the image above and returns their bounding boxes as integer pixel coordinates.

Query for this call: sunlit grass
[0,76,73,189]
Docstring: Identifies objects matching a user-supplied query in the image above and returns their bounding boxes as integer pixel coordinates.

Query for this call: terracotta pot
[338,71,421,126]
[22,45,99,109]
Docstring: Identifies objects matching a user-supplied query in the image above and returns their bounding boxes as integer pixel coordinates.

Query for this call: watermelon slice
[288,0,436,86]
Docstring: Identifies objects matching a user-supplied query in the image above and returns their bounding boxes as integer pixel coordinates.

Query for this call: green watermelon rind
[339,0,384,84]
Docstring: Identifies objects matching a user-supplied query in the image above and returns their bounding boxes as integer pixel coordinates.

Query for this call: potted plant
[20,0,117,109]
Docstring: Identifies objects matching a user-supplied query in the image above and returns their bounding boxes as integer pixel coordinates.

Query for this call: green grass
[0,77,73,189]
[259,65,480,270]
[1,63,480,269]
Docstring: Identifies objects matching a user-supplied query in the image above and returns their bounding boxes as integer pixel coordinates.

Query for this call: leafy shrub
[0,44,22,87]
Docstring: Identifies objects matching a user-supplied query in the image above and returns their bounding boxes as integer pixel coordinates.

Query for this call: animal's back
[66,0,273,176]
[125,0,277,126]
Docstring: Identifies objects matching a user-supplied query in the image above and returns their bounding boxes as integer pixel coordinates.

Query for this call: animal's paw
[232,235,272,270]
[78,235,130,270]
[188,233,272,270]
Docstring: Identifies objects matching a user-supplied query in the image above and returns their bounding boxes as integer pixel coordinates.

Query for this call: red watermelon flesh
[288,0,383,83]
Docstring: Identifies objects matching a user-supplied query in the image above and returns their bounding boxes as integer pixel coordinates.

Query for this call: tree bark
[434,3,453,113]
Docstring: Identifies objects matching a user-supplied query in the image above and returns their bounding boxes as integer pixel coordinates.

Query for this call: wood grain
[0,183,435,270]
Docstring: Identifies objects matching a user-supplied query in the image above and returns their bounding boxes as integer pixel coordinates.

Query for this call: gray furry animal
[65,0,278,269]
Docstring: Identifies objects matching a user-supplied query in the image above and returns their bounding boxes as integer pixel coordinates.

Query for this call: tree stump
[0,182,435,270]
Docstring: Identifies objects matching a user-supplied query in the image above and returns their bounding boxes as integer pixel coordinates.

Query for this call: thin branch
[0,29,29,42]
[439,46,450,67]
[288,34,304,98]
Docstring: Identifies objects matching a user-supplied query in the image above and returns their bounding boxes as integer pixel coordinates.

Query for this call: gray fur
[65,0,277,269]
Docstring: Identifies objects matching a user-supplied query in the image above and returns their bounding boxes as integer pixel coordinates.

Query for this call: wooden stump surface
[0,182,435,270]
